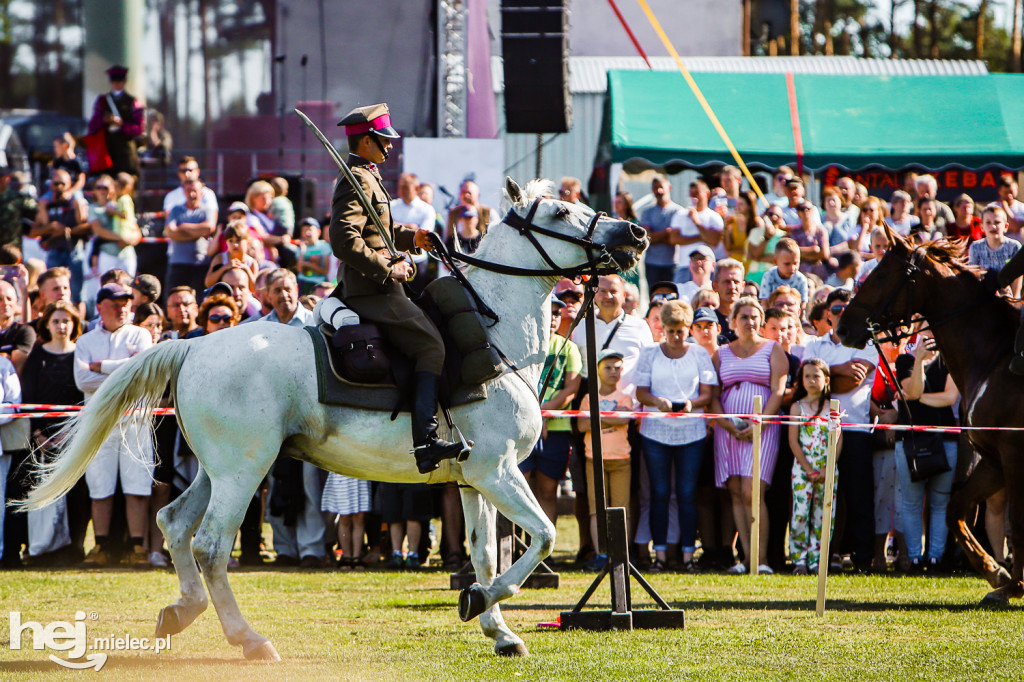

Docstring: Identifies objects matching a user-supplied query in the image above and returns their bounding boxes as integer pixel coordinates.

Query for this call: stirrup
[413,438,465,474]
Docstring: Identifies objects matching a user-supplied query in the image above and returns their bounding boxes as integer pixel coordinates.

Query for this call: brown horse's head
[836,223,959,349]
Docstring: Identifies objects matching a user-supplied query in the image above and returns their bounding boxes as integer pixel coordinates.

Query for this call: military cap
[106,65,129,80]
[337,103,400,138]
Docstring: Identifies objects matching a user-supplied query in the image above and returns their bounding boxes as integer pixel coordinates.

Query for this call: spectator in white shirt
[676,244,715,300]
[74,283,154,566]
[669,179,726,269]
[390,173,437,289]
[162,155,219,219]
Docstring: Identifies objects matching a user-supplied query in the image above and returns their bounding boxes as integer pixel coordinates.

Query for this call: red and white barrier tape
[6,403,1020,433]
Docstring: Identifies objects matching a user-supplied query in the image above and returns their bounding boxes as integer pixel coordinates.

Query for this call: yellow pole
[634,0,769,207]
[816,399,841,616]
[751,395,763,576]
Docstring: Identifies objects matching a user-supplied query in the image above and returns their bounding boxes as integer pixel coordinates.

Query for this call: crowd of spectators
[0,148,1017,579]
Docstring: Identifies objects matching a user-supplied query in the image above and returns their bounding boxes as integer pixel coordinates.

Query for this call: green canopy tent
[600,70,1024,172]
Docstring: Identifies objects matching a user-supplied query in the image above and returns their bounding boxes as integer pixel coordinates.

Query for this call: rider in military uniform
[330,103,467,474]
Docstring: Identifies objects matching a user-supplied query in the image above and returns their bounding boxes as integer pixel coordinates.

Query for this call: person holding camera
[634,300,717,572]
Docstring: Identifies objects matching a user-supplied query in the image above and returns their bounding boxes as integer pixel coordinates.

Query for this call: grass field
[2,521,1023,681]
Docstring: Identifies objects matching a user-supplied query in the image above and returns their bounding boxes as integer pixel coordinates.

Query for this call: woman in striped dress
[711,296,788,574]
[321,473,373,568]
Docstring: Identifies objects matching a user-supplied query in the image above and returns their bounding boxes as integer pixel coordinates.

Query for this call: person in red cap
[329,103,465,474]
[86,65,145,176]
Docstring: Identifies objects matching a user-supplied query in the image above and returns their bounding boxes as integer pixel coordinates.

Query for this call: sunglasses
[178,166,199,173]
[208,313,232,323]
[650,293,678,302]
[829,304,847,315]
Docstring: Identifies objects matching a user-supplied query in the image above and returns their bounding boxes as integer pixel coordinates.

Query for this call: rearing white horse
[22,178,648,660]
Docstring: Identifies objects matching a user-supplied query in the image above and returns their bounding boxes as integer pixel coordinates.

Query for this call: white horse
[23,178,648,660]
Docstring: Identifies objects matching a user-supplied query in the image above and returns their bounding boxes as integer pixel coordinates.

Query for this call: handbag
[82,129,112,173]
[904,433,951,482]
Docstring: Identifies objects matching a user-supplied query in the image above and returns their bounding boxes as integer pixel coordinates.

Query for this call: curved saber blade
[294,108,400,261]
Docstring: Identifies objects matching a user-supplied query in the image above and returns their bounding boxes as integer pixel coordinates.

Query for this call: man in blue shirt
[639,174,685,290]
[165,179,215,295]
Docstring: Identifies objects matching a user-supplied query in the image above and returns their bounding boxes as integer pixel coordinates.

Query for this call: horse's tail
[19,340,192,511]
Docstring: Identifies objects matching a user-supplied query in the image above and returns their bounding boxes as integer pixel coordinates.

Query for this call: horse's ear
[881,220,901,251]
[505,177,523,206]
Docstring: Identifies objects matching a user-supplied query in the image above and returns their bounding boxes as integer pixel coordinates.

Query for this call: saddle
[305,277,502,414]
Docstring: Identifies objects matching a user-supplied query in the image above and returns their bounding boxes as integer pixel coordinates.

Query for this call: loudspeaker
[501,1,572,134]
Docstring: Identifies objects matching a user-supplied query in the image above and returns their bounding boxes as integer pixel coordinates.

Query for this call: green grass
[1,520,1023,680]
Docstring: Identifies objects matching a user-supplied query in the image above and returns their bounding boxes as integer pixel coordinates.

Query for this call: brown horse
[836,224,1020,605]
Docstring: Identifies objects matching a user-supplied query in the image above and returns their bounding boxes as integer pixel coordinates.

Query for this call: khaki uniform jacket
[330,157,420,298]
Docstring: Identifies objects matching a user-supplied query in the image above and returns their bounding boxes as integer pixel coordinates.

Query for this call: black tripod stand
[559,278,685,631]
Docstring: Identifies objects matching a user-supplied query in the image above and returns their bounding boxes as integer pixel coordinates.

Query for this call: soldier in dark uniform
[86,65,145,177]
[330,103,467,474]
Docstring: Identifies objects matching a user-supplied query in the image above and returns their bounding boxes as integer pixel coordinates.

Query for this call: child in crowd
[295,217,333,294]
[825,251,860,290]
[807,300,830,337]
[969,204,1021,297]
[689,305,720,358]
[856,228,889,285]
[759,238,809,304]
[268,177,295,237]
[762,308,801,359]
[205,220,260,287]
[577,348,634,571]
[787,358,841,574]
[690,288,720,311]
[91,173,140,277]
[321,472,372,568]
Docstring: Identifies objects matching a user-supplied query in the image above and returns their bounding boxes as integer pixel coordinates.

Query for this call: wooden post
[816,399,841,617]
[750,395,763,576]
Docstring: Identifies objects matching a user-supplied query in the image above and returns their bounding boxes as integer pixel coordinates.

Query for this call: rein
[427,197,626,403]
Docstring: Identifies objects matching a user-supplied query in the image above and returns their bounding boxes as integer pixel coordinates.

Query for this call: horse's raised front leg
[155,467,211,638]
[192,461,280,661]
[982,451,1024,606]
[946,456,1011,589]
[459,486,528,657]
[459,462,554,628]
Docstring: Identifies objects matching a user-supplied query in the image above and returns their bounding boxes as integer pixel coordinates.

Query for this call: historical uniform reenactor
[86,65,145,176]
[330,103,466,474]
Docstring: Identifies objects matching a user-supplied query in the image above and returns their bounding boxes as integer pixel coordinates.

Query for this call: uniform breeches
[343,293,445,375]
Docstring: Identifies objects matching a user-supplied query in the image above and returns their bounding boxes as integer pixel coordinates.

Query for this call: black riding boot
[1011,310,1024,376]
[412,371,469,474]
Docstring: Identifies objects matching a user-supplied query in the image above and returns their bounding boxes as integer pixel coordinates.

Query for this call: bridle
[440,198,623,279]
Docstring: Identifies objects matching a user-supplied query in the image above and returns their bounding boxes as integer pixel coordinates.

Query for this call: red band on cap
[344,114,392,135]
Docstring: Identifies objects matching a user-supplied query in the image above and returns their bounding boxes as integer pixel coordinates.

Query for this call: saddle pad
[304,326,488,412]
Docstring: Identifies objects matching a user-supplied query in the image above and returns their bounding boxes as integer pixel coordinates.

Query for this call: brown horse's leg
[981,450,1024,606]
[946,457,1010,589]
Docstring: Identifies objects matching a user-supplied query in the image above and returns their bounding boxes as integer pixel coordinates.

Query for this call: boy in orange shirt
[578,348,634,571]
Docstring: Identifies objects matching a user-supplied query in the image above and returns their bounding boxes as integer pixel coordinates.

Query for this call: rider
[329,103,466,474]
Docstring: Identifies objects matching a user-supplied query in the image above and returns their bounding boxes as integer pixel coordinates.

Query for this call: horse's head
[836,223,941,348]
[485,177,648,277]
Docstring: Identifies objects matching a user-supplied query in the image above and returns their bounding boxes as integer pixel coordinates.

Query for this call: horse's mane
[920,237,973,270]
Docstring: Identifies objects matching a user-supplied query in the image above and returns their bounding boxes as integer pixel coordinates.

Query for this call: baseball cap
[692,306,719,325]
[555,288,582,302]
[597,348,625,365]
[689,245,716,261]
[203,282,233,300]
[649,281,678,296]
[300,216,321,229]
[227,201,249,215]
[130,274,161,301]
[96,283,132,304]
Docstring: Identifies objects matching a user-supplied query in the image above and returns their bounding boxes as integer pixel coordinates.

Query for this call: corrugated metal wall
[497,92,603,188]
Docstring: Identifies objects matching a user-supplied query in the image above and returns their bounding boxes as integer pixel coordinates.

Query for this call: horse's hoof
[243,641,281,661]
[980,591,1009,608]
[155,606,182,638]
[458,583,489,622]
[496,642,529,657]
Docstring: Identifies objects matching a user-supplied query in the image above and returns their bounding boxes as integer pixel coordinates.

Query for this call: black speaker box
[501,2,572,134]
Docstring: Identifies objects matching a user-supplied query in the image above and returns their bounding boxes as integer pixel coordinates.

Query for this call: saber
[294,108,400,262]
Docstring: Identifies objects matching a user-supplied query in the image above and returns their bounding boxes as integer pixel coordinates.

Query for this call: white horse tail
[21,340,192,511]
